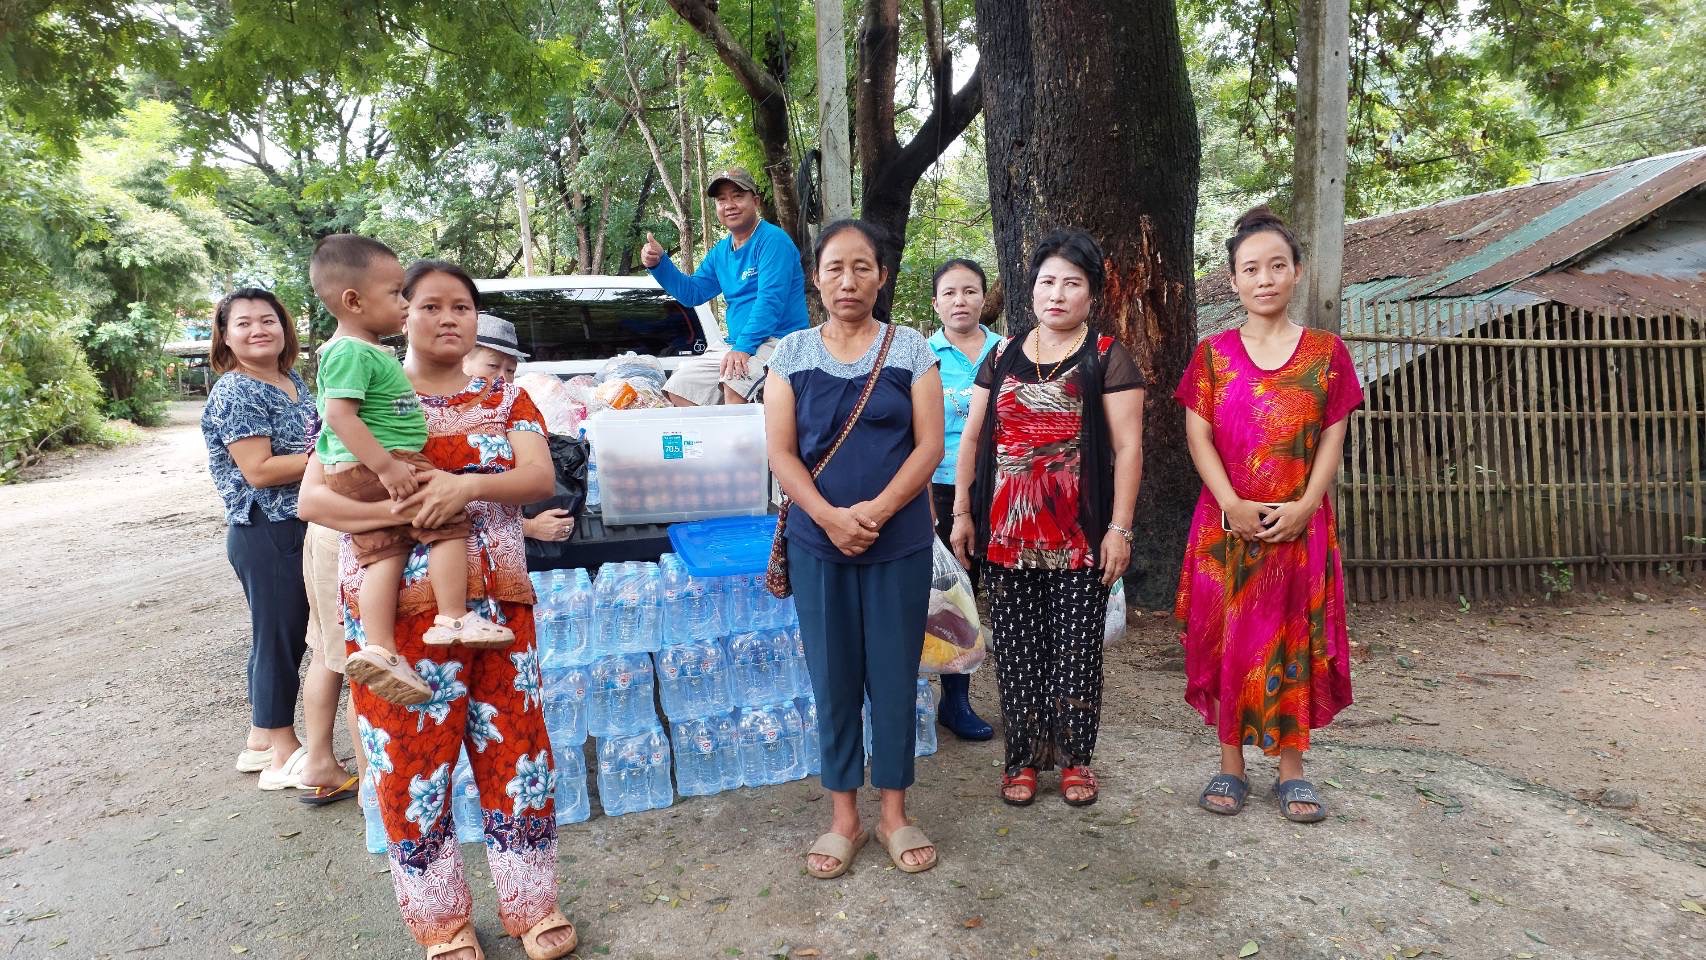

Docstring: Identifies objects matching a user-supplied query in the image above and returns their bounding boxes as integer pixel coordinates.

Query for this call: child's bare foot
[423,611,515,648]
[346,648,431,705]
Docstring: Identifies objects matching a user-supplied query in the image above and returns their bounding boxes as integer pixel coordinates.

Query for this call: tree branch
[870,62,983,199]
[663,0,786,104]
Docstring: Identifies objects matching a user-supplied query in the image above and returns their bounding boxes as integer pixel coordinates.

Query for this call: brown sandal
[425,922,483,959]
[519,909,578,960]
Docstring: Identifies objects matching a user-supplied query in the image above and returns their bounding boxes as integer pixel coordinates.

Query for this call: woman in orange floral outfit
[300,260,577,959]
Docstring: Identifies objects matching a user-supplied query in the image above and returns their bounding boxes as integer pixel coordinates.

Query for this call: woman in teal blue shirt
[927,259,1003,741]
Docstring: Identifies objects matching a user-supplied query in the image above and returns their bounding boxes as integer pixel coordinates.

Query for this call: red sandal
[1000,767,1038,806]
[1060,766,1099,807]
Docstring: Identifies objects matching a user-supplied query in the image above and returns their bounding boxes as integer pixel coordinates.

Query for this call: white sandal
[257,746,309,791]
[423,612,515,649]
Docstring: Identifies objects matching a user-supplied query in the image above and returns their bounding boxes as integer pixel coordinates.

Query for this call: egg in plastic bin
[920,538,986,675]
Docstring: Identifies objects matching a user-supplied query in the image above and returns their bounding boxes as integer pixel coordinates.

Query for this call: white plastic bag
[1103,579,1127,647]
[921,538,986,675]
[514,373,587,437]
[597,352,666,391]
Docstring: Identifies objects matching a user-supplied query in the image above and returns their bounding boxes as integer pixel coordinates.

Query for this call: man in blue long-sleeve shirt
[642,167,810,405]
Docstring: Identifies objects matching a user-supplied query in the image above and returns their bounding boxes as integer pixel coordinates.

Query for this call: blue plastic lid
[668,515,779,577]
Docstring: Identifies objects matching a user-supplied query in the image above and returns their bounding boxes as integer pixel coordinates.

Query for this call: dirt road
[2,403,1703,959]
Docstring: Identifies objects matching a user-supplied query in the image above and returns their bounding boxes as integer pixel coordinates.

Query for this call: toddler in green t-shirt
[309,235,514,707]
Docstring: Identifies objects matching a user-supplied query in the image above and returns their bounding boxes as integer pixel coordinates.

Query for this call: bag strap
[778,322,898,518]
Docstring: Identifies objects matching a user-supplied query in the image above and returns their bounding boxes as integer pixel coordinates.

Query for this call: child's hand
[376,458,419,501]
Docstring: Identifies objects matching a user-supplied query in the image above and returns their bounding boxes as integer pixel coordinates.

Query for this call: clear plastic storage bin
[586,405,769,525]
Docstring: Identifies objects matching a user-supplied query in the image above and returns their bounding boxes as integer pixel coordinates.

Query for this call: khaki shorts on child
[324,449,470,566]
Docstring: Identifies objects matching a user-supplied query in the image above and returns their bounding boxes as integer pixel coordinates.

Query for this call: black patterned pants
[985,565,1109,775]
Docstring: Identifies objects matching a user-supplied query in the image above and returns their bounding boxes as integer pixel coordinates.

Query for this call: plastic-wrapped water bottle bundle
[595,724,674,817]
[587,652,656,739]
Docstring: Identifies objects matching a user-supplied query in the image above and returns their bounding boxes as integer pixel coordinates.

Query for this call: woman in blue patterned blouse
[199,288,317,790]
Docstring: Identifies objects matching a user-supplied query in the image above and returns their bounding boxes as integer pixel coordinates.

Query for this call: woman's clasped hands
[823,501,889,557]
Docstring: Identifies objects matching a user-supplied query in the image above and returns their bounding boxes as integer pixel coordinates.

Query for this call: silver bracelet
[1108,522,1134,543]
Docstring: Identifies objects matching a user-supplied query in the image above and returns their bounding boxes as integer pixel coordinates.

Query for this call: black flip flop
[1273,778,1328,823]
[1198,773,1249,815]
[297,773,358,806]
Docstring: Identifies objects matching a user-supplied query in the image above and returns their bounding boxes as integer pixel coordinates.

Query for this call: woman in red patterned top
[950,229,1145,807]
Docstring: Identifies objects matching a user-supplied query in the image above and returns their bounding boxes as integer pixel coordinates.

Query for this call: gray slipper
[1198,773,1249,815]
[1274,778,1328,823]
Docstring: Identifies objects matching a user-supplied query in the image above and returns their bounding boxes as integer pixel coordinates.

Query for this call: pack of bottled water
[593,561,663,656]
[595,723,674,816]
[587,651,656,738]
[736,700,808,787]
[533,568,596,666]
[655,637,734,719]
[861,677,940,760]
[670,711,743,797]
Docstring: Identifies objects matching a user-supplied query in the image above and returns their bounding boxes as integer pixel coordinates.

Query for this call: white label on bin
[661,431,704,461]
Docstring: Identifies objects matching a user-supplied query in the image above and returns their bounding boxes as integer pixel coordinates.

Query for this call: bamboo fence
[1337,300,1706,601]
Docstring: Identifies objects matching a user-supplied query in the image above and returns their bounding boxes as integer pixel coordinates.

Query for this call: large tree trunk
[976,0,1200,607]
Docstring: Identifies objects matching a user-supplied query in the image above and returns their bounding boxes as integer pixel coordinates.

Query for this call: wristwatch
[1108,522,1134,543]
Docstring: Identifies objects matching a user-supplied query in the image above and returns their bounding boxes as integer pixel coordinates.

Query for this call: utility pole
[516,170,535,276]
[815,0,853,221]
[1291,0,1350,333]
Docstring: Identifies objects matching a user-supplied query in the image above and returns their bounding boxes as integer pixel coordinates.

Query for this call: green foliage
[71,101,249,425]
[1186,0,1651,228]
[891,121,996,332]
[0,1,179,153]
[1549,0,1706,174]
[0,309,109,480]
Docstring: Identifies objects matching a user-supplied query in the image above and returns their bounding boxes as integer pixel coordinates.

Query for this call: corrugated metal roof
[1196,146,1706,333]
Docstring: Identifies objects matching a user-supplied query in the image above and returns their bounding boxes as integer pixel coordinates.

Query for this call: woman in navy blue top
[765,220,945,877]
[199,288,317,789]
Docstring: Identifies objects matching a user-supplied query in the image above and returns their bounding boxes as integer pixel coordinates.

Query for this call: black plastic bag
[523,433,589,520]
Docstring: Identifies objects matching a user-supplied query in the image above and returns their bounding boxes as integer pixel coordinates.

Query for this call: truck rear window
[479,287,707,362]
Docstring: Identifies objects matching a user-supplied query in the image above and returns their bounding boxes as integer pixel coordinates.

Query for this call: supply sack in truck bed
[921,537,986,675]
[586,404,769,525]
[515,373,588,437]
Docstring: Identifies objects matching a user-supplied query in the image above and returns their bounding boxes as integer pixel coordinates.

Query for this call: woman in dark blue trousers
[764,219,945,878]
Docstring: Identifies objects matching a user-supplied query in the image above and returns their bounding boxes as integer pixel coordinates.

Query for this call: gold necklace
[1032,325,1088,382]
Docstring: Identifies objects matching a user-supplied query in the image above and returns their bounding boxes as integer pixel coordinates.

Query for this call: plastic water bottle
[671,711,742,797]
[782,626,810,699]
[737,703,804,787]
[597,725,673,816]
[797,696,821,776]
[633,562,662,653]
[552,741,591,825]
[451,753,483,844]
[360,774,387,854]
[588,652,656,738]
[544,662,590,747]
[656,637,733,720]
[561,568,595,664]
[659,554,690,646]
[914,676,938,758]
[777,593,798,627]
[581,428,600,508]
[590,567,616,660]
[729,631,787,707]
